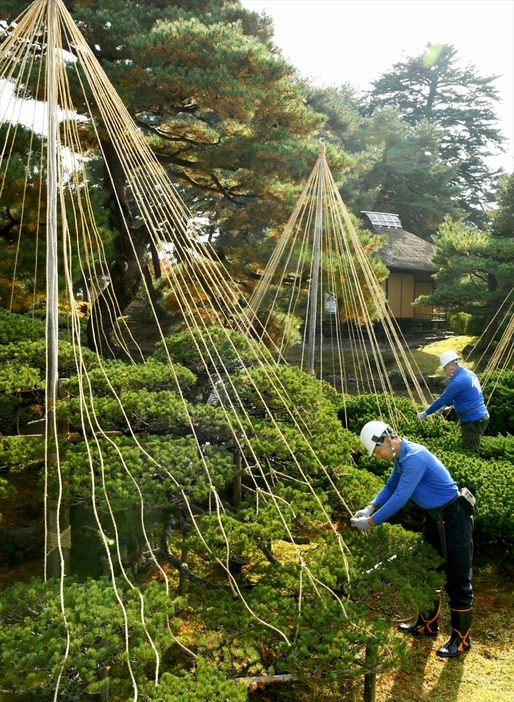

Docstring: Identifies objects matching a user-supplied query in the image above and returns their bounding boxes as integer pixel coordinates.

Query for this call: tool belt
[457,405,488,420]
[428,487,476,522]
[458,486,476,516]
[426,487,476,562]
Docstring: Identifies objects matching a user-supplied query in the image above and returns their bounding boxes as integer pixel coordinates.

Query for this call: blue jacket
[371,439,458,525]
[426,365,488,422]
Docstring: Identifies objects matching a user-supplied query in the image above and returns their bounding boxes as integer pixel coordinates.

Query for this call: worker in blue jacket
[351,420,475,658]
[417,351,489,453]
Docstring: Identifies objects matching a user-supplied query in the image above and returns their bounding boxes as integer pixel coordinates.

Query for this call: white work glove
[353,505,374,519]
[350,516,372,531]
[417,410,427,421]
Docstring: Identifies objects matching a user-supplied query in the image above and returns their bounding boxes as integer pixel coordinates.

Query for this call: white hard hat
[439,350,459,368]
[360,420,391,456]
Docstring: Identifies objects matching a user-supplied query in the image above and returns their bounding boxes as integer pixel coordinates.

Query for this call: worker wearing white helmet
[352,420,475,658]
[417,351,489,452]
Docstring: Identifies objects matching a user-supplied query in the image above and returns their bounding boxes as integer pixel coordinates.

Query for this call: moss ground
[374,536,514,702]
[408,335,478,376]
[284,334,478,384]
[247,537,514,702]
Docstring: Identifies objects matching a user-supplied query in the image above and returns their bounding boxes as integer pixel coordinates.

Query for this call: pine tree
[367,43,505,228]
[0,311,445,699]
[1,0,332,355]
[414,174,514,343]
[306,85,462,240]
[491,172,514,239]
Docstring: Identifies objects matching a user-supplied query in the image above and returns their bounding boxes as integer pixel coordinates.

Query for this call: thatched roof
[361,212,437,273]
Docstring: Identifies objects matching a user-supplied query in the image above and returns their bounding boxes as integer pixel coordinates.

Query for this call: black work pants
[460,415,489,453]
[423,499,474,609]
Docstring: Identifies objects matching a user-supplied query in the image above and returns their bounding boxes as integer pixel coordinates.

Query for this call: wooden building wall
[383,271,434,320]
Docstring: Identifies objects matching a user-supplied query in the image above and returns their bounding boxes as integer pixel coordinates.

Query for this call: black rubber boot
[436,607,472,658]
[398,594,441,637]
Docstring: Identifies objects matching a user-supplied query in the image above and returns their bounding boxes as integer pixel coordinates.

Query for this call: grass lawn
[408,335,479,376]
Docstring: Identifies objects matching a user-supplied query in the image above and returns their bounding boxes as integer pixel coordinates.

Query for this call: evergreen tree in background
[357,111,462,239]
[415,174,514,345]
[306,85,462,239]
[491,172,514,239]
[62,0,328,238]
[367,43,505,228]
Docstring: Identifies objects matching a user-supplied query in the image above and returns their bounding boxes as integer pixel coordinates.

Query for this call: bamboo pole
[45,0,66,581]
[306,142,325,375]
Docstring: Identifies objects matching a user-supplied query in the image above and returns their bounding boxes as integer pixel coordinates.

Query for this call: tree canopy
[415,174,514,343]
[2,0,344,355]
[305,82,468,241]
[367,42,505,228]
[57,0,334,239]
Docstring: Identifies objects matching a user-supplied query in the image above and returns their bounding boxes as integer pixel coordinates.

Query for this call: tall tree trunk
[86,137,149,359]
[475,312,498,354]
[475,273,499,353]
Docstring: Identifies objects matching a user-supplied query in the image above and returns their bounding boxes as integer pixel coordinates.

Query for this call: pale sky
[242,0,514,173]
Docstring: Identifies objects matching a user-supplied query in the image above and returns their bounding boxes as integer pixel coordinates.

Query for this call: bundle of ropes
[1,1,364,695]
[2,0,498,698]
[248,142,432,406]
